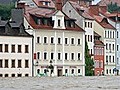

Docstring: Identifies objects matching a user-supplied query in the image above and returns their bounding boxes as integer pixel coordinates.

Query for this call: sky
[93,0,101,4]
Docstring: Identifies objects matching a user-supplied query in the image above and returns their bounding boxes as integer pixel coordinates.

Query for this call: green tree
[85,41,94,76]
[0,3,15,20]
[107,2,120,13]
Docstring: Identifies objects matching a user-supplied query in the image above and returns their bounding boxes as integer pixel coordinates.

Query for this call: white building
[63,1,94,56]
[0,20,33,77]
[23,0,85,76]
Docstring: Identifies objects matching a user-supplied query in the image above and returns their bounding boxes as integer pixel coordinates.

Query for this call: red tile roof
[69,1,94,20]
[98,0,120,6]
[94,40,104,46]
[24,6,84,32]
[94,15,116,30]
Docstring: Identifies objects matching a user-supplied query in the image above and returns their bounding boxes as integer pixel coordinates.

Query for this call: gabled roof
[24,6,84,32]
[94,31,101,37]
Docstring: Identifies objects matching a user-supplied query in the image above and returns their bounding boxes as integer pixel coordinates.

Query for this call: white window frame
[58,37,62,44]
[65,37,69,45]
[77,52,81,60]
[43,36,48,44]
[36,36,41,43]
[65,52,69,60]
[50,52,54,60]
[71,52,75,60]
[58,52,62,60]
[50,36,55,44]
[77,38,81,45]
[43,51,48,60]
[37,51,41,60]
[71,37,75,45]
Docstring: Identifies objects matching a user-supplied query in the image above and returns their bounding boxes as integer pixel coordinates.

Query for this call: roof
[32,0,55,8]
[69,1,94,20]
[94,15,116,30]
[98,0,120,6]
[94,31,101,37]
[24,6,84,32]
[94,40,104,46]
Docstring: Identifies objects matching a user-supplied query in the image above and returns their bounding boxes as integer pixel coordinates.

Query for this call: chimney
[55,0,62,11]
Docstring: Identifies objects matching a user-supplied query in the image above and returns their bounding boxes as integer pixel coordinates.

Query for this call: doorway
[58,69,62,76]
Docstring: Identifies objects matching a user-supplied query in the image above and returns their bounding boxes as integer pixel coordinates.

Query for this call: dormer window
[43,2,49,6]
[58,19,61,26]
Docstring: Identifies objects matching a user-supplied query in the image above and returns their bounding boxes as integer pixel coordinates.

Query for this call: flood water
[0,76,120,90]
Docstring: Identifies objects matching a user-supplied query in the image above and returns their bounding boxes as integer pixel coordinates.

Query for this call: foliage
[0,3,15,20]
[107,2,120,13]
[85,41,94,76]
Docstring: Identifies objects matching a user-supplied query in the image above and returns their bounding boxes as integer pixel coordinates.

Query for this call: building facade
[23,0,85,76]
[0,20,33,77]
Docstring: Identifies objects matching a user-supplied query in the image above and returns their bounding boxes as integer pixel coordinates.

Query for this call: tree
[0,3,15,20]
[107,2,120,13]
[85,41,94,76]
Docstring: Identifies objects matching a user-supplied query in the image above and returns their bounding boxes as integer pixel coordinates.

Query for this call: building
[22,0,85,76]
[94,31,104,76]
[63,1,94,57]
[0,19,33,77]
[98,0,120,6]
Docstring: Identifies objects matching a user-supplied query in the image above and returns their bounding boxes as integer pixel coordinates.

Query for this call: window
[113,56,114,63]
[105,31,106,38]
[44,37,47,44]
[109,44,111,50]
[117,45,119,51]
[117,31,119,38]
[0,44,2,52]
[58,19,60,26]
[25,74,29,77]
[112,44,114,51]
[5,59,8,68]
[85,22,87,27]
[11,45,15,53]
[65,38,68,45]
[51,53,54,60]
[37,52,40,60]
[25,45,29,53]
[37,37,40,43]
[0,74,3,77]
[108,31,109,38]
[78,39,80,45]
[50,37,54,44]
[91,35,92,42]
[11,59,15,68]
[58,53,61,60]
[106,43,108,50]
[25,60,29,68]
[71,38,75,45]
[17,74,22,77]
[65,53,68,60]
[65,69,68,73]
[37,69,40,74]
[110,31,112,38]
[18,45,21,53]
[78,69,80,73]
[58,38,61,44]
[71,53,74,60]
[5,44,8,52]
[18,60,22,68]
[11,74,15,77]
[44,69,47,74]
[106,55,108,63]
[109,69,111,74]
[90,22,92,28]
[5,74,8,77]
[78,53,80,60]
[44,52,47,60]
[71,69,74,74]
[106,69,108,74]
[0,59,2,68]
[117,58,119,64]
[113,31,114,38]
[109,56,111,63]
